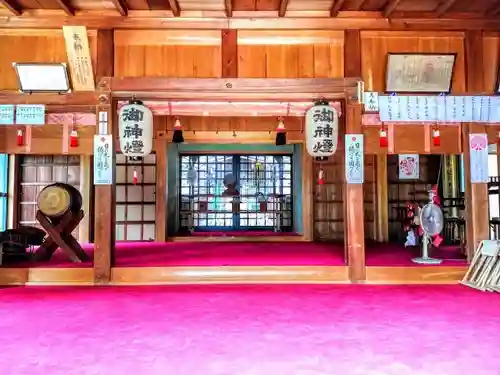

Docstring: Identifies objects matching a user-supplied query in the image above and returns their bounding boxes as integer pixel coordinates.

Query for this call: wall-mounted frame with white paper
[13,63,71,93]
[385,53,456,93]
[398,154,420,180]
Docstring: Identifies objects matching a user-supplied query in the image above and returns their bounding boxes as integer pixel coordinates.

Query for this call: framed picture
[496,67,500,94]
[385,53,456,94]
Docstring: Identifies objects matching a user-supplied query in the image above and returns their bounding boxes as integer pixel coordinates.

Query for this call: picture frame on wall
[385,53,456,94]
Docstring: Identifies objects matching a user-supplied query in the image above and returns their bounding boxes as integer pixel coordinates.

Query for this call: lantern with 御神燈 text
[305,100,338,157]
[118,99,153,158]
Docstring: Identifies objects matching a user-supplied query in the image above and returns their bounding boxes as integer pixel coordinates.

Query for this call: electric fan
[412,189,444,265]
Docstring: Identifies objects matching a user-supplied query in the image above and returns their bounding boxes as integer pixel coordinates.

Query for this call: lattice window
[179,154,293,231]
[115,153,156,241]
[18,155,81,239]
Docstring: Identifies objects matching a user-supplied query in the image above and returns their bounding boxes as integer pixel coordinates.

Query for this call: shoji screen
[115,154,156,241]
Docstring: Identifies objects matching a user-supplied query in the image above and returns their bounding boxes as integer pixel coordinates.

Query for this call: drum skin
[37,183,82,218]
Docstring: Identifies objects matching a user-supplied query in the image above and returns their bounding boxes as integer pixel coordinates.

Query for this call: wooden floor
[0,265,467,285]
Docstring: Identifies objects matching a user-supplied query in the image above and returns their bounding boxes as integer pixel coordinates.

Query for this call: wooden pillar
[94,84,116,284]
[463,30,490,260]
[155,117,168,242]
[221,30,238,78]
[93,30,116,283]
[344,103,366,281]
[79,155,91,242]
[375,155,389,242]
[343,30,366,281]
[302,147,314,241]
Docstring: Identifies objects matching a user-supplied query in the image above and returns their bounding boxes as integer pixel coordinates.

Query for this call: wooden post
[221,30,238,78]
[155,117,167,242]
[344,102,366,281]
[343,30,366,281]
[463,30,490,260]
[302,147,314,241]
[375,155,389,242]
[94,81,116,284]
[93,30,116,283]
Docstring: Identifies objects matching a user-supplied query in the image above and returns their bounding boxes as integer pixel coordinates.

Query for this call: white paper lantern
[305,101,338,157]
[118,100,153,158]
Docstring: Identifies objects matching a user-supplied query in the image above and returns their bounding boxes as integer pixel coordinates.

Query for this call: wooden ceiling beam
[278,0,290,17]
[110,0,127,16]
[167,0,180,17]
[435,0,457,17]
[54,0,75,16]
[382,0,402,18]
[0,0,22,15]
[351,0,367,10]
[330,0,346,17]
[224,0,232,17]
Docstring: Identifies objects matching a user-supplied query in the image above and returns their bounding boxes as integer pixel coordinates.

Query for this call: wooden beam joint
[382,0,402,18]
[0,0,22,15]
[435,0,457,17]
[330,0,346,17]
[224,0,232,17]
[54,0,75,16]
[167,0,181,17]
[279,0,290,17]
[110,0,127,16]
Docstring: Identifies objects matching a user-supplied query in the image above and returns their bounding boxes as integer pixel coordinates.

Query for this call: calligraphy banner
[469,133,489,183]
[345,134,364,184]
[62,26,95,91]
[398,154,419,180]
[15,105,45,125]
[0,105,14,125]
[93,135,113,185]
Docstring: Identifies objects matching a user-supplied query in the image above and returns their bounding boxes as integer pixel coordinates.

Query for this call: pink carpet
[366,243,467,267]
[0,285,499,375]
[0,241,467,268]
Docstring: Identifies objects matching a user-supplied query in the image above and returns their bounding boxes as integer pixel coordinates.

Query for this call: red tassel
[70,129,78,148]
[379,128,388,147]
[17,129,23,146]
[318,169,325,185]
[432,129,440,147]
[133,169,138,185]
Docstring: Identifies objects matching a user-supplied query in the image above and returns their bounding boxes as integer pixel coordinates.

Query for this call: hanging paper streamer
[17,129,24,146]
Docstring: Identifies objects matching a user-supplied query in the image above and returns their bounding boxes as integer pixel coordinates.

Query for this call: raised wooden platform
[0,265,468,285]
[0,267,94,285]
[366,266,468,284]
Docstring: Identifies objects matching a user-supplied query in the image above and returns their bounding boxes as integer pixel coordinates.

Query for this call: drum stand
[34,209,90,263]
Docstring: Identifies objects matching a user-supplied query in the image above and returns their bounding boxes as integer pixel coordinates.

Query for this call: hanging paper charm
[275,117,286,146]
[70,129,78,148]
[305,100,338,157]
[379,128,388,148]
[432,128,440,147]
[318,169,325,185]
[133,169,138,185]
[17,129,23,146]
[118,99,153,157]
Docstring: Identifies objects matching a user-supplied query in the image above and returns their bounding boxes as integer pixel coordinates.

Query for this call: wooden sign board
[62,26,95,91]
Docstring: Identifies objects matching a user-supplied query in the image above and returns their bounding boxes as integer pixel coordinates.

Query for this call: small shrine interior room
[1,0,500,285]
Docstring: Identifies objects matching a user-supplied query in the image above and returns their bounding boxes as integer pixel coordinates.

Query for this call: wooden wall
[0,29,97,90]
[1,29,499,244]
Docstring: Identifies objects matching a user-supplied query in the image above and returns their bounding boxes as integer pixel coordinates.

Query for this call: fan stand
[412,233,443,265]
[411,188,443,265]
